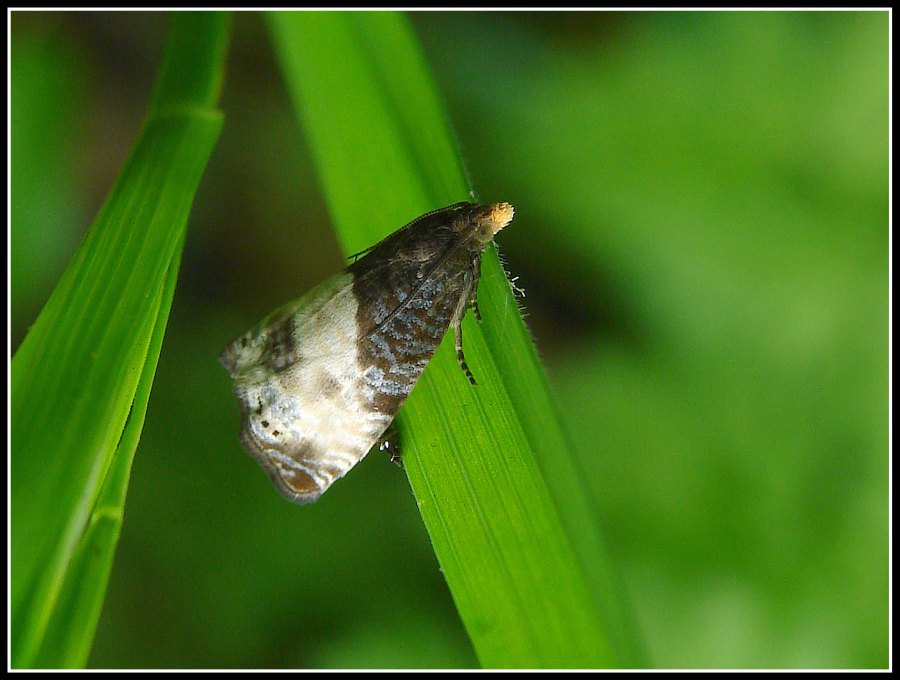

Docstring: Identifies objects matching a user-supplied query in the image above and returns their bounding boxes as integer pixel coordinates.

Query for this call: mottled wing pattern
[220,273,392,503]
[348,205,482,417]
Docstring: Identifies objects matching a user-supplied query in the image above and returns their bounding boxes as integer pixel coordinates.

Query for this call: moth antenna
[347,246,374,263]
[350,202,473,265]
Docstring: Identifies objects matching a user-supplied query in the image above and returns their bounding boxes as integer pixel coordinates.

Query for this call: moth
[220,201,515,503]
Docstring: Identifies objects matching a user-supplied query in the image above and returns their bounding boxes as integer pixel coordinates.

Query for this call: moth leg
[454,320,477,386]
[470,290,482,323]
[450,281,478,385]
[470,255,483,322]
[377,423,403,468]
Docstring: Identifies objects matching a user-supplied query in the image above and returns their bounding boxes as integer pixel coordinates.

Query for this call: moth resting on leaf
[220,201,515,503]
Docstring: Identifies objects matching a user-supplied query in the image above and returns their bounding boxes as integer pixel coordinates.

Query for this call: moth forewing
[221,272,384,503]
[221,201,514,503]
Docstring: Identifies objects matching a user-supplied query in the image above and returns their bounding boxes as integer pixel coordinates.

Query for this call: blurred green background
[10,10,888,669]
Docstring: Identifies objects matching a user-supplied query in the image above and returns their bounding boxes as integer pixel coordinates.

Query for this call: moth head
[468,202,515,246]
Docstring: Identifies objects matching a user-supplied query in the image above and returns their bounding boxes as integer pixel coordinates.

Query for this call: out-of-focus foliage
[10,10,887,669]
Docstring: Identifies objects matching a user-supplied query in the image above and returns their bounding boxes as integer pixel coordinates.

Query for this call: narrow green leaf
[33,234,187,668]
[10,12,229,668]
[267,11,645,668]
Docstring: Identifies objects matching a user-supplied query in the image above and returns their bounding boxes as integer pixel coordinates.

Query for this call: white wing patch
[221,273,390,503]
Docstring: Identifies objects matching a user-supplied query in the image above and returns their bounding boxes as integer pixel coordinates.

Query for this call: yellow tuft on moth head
[469,201,515,246]
[488,202,514,235]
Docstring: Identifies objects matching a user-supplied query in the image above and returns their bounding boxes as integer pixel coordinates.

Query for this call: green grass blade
[32,235,187,668]
[267,11,645,668]
[10,12,229,668]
